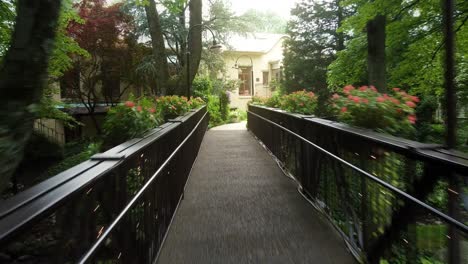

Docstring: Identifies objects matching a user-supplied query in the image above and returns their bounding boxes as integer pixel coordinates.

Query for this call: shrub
[281,90,317,115]
[250,96,267,106]
[219,92,230,121]
[103,98,162,146]
[207,95,223,127]
[265,93,282,108]
[157,95,190,119]
[192,76,213,100]
[189,96,205,109]
[332,85,418,135]
[229,109,247,123]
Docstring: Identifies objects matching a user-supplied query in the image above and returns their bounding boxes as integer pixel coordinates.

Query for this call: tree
[0,0,62,191]
[64,0,135,133]
[283,0,348,108]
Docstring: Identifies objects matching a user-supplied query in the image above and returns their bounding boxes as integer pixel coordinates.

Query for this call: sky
[227,0,299,19]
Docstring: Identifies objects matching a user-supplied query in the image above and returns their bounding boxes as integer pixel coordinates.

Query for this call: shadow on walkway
[157,122,356,264]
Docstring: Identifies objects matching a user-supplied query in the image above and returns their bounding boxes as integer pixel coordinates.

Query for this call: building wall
[222,37,286,110]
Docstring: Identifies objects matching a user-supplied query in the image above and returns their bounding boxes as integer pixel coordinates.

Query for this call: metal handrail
[248,110,468,234]
[78,111,208,263]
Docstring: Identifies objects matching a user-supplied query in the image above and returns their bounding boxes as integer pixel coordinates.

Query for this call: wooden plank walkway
[156,122,356,264]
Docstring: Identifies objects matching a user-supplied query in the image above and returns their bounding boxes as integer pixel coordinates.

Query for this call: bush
[229,109,247,123]
[157,95,190,120]
[192,76,213,100]
[207,95,223,127]
[189,97,205,109]
[250,96,267,106]
[265,93,282,108]
[332,85,418,135]
[103,98,162,146]
[281,90,317,115]
[219,92,230,121]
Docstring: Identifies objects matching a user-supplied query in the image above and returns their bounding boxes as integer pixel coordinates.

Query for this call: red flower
[359,86,368,91]
[377,97,385,102]
[149,108,156,113]
[136,106,142,112]
[393,88,400,92]
[406,101,416,108]
[391,98,400,105]
[332,93,340,99]
[341,107,347,113]
[308,92,315,97]
[125,101,135,108]
[362,98,369,104]
[369,85,377,92]
[408,115,417,124]
[348,95,354,100]
[352,96,361,103]
[410,96,420,103]
[343,85,355,94]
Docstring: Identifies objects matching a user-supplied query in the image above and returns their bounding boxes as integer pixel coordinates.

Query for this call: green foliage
[43,142,101,178]
[239,9,287,34]
[157,95,190,119]
[284,0,347,93]
[265,93,282,108]
[281,90,317,115]
[219,92,230,121]
[189,97,205,109]
[192,75,213,100]
[103,97,163,146]
[332,85,418,136]
[0,0,14,57]
[229,109,247,123]
[207,95,223,127]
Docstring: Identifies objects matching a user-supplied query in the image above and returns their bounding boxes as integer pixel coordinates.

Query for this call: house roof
[224,33,288,54]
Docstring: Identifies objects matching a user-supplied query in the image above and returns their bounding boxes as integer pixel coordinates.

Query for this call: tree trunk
[0,0,62,192]
[366,15,386,92]
[187,0,203,95]
[144,0,169,95]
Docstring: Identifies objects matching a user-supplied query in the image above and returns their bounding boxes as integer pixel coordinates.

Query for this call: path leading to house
[156,122,356,264]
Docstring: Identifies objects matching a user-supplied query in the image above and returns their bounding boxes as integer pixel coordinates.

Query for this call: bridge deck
[156,122,356,264]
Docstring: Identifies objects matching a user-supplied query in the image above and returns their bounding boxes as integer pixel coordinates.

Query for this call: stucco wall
[222,37,286,110]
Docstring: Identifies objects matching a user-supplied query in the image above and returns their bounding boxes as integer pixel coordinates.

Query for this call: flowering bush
[281,90,317,115]
[332,85,419,135]
[189,97,205,109]
[103,97,163,146]
[265,94,282,108]
[250,96,268,105]
[157,95,190,119]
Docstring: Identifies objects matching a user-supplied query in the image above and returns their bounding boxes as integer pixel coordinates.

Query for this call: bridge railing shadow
[0,106,209,263]
[248,104,468,264]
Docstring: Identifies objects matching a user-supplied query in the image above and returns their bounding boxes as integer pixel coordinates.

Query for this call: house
[222,33,288,110]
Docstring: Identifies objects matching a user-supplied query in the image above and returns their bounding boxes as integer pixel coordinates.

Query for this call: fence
[0,106,208,263]
[248,104,468,264]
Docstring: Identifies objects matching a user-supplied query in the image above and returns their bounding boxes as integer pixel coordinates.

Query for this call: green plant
[219,92,230,121]
[281,90,317,115]
[332,85,418,136]
[103,98,162,146]
[265,93,282,108]
[189,96,205,109]
[207,95,223,127]
[192,75,213,100]
[249,96,267,106]
[157,95,190,119]
[229,109,247,123]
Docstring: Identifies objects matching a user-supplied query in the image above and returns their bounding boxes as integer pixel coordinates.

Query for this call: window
[263,71,269,86]
[238,66,252,96]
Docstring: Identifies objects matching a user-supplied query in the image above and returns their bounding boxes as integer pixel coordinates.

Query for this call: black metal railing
[0,106,208,263]
[248,104,468,264]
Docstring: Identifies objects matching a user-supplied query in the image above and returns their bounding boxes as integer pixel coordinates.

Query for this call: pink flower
[406,101,416,108]
[361,98,369,104]
[343,85,355,94]
[391,98,400,105]
[410,96,420,103]
[359,86,368,91]
[369,85,377,92]
[408,115,417,124]
[125,101,135,108]
[377,97,385,102]
[393,88,400,92]
[308,92,315,97]
[332,93,340,100]
[341,107,347,113]
[149,108,156,113]
[352,96,361,103]
[136,106,142,112]
[348,95,354,100]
